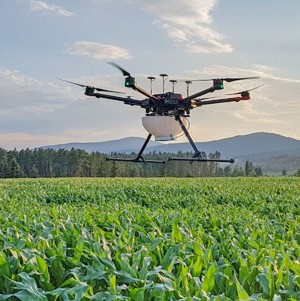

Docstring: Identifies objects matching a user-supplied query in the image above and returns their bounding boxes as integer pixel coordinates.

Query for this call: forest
[0,147,267,178]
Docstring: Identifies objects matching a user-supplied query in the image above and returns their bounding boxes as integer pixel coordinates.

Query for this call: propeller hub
[85,87,95,96]
[241,91,250,97]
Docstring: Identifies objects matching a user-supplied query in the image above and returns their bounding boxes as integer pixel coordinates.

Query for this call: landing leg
[168,115,234,163]
[175,115,202,158]
[106,134,167,164]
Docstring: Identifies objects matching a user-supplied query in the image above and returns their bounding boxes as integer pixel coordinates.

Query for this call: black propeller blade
[179,76,259,83]
[108,62,131,77]
[226,85,264,95]
[222,76,260,83]
[58,78,125,94]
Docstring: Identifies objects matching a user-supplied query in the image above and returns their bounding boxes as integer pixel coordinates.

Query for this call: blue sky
[0,0,300,149]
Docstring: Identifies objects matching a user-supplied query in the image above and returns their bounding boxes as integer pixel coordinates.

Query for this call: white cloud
[29,0,73,17]
[180,63,300,140]
[0,68,72,114]
[231,102,286,125]
[137,0,233,53]
[0,68,42,87]
[66,42,132,60]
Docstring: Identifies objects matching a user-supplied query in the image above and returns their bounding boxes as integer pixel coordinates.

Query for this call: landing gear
[168,115,235,163]
[106,134,167,164]
[106,115,234,164]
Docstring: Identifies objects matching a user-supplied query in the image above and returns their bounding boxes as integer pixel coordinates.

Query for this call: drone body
[61,63,261,164]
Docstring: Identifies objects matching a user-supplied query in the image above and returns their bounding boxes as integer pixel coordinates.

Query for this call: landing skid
[106,134,167,164]
[106,157,167,164]
[168,115,235,163]
[106,116,235,164]
[168,157,234,163]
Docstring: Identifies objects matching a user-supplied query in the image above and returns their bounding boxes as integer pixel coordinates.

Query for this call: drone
[61,62,261,164]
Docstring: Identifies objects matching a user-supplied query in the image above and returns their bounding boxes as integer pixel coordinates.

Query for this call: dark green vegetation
[0,148,264,178]
[0,178,299,300]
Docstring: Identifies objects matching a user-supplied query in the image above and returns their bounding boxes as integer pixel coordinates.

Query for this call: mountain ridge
[38,132,300,174]
[39,132,300,156]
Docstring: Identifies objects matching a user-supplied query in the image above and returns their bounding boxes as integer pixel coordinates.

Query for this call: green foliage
[0,148,264,178]
[294,169,300,177]
[0,177,299,300]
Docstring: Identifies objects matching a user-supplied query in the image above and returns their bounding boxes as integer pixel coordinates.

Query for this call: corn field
[0,177,299,300]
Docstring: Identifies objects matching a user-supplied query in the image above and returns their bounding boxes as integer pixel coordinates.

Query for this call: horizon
[2,131,299,152]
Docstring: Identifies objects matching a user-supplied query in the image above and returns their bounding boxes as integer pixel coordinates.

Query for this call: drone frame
[61,63,260,164]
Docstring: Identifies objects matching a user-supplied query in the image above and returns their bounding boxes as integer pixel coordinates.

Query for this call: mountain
[40,137,162,154]
[39,132,300,174]
[40,132,300,155]
[145,132,300,157]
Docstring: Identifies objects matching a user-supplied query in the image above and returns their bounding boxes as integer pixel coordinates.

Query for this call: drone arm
[195,95,250,106]
[182,86,216,102]
[108,62,158,101]
[132,84,158,101]
[92,93,142,106]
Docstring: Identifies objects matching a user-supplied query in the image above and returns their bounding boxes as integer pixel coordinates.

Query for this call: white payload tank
[142,115,189,141]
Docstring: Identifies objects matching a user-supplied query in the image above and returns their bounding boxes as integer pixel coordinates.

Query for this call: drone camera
[213,79,224,90]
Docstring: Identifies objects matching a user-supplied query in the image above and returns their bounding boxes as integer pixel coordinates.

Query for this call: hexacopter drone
[61,62,261,164]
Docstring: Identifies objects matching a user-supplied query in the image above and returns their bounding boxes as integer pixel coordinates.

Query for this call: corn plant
[0,177,299,300]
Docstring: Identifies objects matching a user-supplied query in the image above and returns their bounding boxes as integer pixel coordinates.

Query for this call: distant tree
[9,157,24,178]
[0,149,8,178]
[254,165,263,176]
[282,166,287,176]
[245,160,255,176]
[0,157,10,178]
[29,164,39,178]
[224,165,231,177]
[111,161,118,177]
[295,169,300,177]
[232,165,245,177]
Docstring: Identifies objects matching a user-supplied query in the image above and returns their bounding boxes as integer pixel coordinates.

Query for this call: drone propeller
[195,85,264,101]
[226,85,264,95]
[108,62,158,100]
[108,62,131,77]
[58,78,125,94]
[182,76,260,83]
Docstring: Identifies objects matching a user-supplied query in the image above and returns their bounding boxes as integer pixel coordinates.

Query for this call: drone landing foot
[106,157,167,164]
[168,157,234,163]
[174,115,234,163]
[106,134,167,164]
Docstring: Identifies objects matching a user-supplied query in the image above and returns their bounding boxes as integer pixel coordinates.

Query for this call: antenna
[160,74,168,94]
[169,80,177,93]
[185,80,192,96]
[147,76,156,94]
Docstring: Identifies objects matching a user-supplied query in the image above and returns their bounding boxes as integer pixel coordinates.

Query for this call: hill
[40,137,162,153]
[40,132,300,174]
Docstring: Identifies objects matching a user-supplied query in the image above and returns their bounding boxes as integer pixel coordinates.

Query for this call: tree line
[0,147,266,178]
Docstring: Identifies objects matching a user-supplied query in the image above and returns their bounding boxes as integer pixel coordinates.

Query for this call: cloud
[136,0,233,53]
[0,68,72,114]
[0,67,145,149]
[66,42,132,60]
[29,0,73,17]
[0,68,42,87]
[180,63,300,140]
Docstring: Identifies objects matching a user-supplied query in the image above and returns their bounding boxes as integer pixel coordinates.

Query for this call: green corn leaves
[0,177,299,300]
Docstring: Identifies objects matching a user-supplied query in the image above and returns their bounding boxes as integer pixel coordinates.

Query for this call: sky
[1,0,300,149]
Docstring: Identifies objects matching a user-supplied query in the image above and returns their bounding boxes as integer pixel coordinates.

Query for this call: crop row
[0,177,299,300]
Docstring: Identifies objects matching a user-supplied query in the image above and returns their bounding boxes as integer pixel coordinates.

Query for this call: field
[0,177,299,300]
